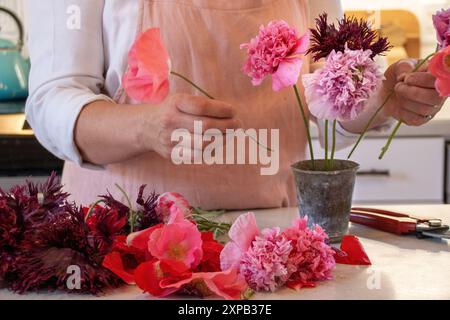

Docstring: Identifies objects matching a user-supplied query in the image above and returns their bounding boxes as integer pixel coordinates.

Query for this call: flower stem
[331,120,337,170]
[377,52,436,159]
[115,183,136,233]
[294,84,315,170]
[378,120,402,159]
[347,91,394,159]
[324,120,329,170]
[171,71,215,99]
[84,199,106,222]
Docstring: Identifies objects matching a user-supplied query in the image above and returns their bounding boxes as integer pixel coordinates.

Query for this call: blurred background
[0,0,450,204]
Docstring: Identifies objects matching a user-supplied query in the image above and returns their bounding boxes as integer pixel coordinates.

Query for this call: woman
[25,0,446,209]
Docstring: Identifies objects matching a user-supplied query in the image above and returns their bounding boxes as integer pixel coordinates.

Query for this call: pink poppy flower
[147,214,203,271]
[429,45,450,97]
[135,259,247,300]
[160,267,248,300]
[241,20,309,91]
[433,8,450,49]
[220,212,260,271]
[122,28,170,104]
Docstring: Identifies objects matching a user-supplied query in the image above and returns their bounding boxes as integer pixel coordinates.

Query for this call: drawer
[311,137,445,203]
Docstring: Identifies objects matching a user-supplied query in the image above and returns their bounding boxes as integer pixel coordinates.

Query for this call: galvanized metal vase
[291,160,360,243]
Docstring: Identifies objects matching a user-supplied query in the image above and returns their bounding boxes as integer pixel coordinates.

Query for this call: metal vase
[291,160,360,243]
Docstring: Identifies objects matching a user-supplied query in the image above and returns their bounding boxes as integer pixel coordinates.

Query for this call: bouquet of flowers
[0,174,370,299]
[240,16,391,170]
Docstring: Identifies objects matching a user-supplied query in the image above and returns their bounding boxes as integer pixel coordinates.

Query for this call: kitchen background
[0,0,450,204]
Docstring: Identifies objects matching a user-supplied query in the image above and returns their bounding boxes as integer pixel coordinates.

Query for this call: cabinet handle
[357,169,390,177]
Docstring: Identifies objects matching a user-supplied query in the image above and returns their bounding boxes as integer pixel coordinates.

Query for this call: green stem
[379,120,402,160]
[115,183,135,233]
[170,71,215,99]
[347,52,437,160]
[324,120,329,170]
[294,84,315,170]
[84,199,106,222]
[331,120,337,170]
[347,91,394,159]
[377,52,437,160]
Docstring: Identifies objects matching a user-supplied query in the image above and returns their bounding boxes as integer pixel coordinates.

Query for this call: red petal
[127,224,163,251]
[102,251,136,285]
[134,261,179,297]
[334,235,371,265]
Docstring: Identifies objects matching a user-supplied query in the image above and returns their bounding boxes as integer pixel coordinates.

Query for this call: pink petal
[228,212,259,251]
[161,268,247,300]
[272,58,303,92]
[220,242,243,271]
[126,224,162,251]
[294,31,310,55]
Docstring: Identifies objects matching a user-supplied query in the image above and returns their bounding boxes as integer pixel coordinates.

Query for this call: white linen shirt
[25,0,365,166]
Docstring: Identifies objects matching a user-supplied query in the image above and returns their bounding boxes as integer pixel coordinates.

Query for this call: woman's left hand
[382,59,447,126]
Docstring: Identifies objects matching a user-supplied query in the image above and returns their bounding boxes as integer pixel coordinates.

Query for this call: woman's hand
[141,93,241,159]
[382,59,447,126]
[75,94,240,165]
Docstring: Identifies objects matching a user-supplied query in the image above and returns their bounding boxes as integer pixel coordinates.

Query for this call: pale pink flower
[302,47,383,121]
[241,20,309,91]
[433,8,450,49]
[282,217,335,289]
[240,228,293,292]
[220,212,260,271]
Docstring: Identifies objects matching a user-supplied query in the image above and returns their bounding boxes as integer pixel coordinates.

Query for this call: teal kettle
[0,6,30,101]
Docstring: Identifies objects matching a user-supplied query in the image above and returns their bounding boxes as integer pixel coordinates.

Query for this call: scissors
[350,207,450,240]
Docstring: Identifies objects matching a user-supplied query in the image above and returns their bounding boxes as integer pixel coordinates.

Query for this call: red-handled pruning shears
[350,207,450,240]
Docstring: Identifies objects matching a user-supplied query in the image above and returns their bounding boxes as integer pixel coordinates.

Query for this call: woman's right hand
[141,93,241,159]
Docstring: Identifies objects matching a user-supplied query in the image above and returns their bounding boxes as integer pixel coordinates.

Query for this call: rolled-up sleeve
[25,0,113,165]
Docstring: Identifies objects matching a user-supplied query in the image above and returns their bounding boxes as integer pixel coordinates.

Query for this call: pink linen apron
[62,0,310,210]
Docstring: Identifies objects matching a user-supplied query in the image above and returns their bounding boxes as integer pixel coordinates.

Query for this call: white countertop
[1,204,449,300]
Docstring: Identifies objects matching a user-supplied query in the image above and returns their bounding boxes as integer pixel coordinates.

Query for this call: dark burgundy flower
[307,13,392,62]
[84,206,127,256]
[135,185,159,230]
[11,208,122,294]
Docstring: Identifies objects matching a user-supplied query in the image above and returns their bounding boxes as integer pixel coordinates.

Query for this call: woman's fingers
[174,112,241,133]
[398,98,440,117]
[404,72,437,89]
[395,82,444,106]
[394,107,430,126]
[174,94,236,118]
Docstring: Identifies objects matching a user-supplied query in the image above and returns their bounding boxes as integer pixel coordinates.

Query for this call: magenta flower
[282,217,335,289]
[302,47,383,121]
[241,20,309,91]
[240,228,293,292]
[433,8,450,49]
